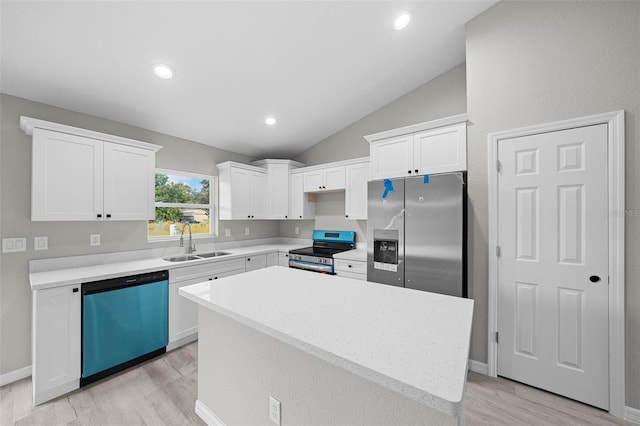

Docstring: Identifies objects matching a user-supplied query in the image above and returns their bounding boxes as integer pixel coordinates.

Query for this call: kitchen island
[180,266,474,426]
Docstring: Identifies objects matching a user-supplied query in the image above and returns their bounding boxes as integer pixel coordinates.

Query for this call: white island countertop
[180,266,474,417]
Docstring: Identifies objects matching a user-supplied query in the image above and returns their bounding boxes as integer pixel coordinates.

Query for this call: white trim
[20,116,162,152]
[195,399,226,426]
[467,360,489,375]
[0,365,31,386]
[251,158,306,168]
[486,110,625,418]
[288,156,370,174]
[626,406,640,424]
[364,113,467,143]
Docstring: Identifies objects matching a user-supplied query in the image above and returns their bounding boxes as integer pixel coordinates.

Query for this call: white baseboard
[195,399,226,426]
[166,333,198,352]
[467,359,489,375]
[0,365,31,387]
[626,405,640,424]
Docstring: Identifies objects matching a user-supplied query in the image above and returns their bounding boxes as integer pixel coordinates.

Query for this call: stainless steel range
[289,230,356,274]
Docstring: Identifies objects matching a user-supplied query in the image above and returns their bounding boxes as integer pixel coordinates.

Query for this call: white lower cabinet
[266,252,279,267]
[245,253,268,272]
[278,251,290,267]
[32,285,81,405]
[168,258,245,347]
[334,259,367,281]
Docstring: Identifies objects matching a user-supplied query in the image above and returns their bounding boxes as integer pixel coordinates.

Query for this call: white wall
[465,0,640,409]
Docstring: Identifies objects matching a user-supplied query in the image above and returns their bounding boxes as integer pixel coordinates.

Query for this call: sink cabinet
[32,284,81,404]
[23,119,161,221]
[168,258,245,348]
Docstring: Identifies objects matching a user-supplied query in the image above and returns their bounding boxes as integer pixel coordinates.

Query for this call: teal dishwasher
[81,270,168,386]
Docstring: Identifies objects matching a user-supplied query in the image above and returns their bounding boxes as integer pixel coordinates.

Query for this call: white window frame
[148,168,218,241]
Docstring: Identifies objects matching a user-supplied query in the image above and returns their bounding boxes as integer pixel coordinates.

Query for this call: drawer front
[170,258,245,282]
[245,253,267,272]
[334,259,367,274]
[278,252,290,267]
[335,270,367,281]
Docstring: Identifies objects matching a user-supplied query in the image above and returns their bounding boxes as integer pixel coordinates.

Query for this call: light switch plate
[225,228,231,237]
[244,227,250,236]
[34,236,48,250]
[3,237,27,253]
[90,234,101,246]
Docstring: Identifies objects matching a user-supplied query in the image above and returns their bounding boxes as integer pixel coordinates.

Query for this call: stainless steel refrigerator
[366,172,467,297]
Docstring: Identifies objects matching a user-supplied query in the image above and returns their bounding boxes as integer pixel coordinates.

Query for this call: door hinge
[496,160,501,172]
[495,331,499,344]
[496,246,501,257]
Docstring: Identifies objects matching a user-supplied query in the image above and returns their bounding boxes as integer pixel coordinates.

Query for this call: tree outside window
[148,170,216,239]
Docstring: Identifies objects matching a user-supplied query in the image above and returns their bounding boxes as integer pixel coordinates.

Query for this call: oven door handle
[289,260,333,273]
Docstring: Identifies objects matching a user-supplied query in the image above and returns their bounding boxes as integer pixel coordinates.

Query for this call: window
[148,169,217,239]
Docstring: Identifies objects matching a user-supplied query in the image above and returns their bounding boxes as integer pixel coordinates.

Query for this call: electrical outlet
[34,236,48,250]
[295,226,300,235]
[245,227,250,236]
[90,234,101,247]
[225,228,231,237]
[269,396,281,425]
[2,237,27,253]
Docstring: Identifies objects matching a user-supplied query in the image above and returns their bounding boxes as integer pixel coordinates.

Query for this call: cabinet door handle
[208,278,213,281]
[348,264,352,268]
[415,169,419,173]
[247,258,251,261]
[285,215,287,218]
[214,276,218,280]
[408,170,412,174]
[97,213,102,218]
[73,288,79,292]
[247,215,251,218]
[299,215,302,218]
[106,214,111,218]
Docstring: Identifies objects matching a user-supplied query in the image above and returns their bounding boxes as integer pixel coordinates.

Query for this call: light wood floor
[1,342,633,425]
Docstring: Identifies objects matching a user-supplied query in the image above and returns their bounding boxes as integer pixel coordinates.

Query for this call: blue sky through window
[166,174,202,192]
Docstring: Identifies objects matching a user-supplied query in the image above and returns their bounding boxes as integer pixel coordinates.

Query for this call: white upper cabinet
[24,118,160,222]
[303,165,346,192]
[368,134,413,180]
[367,115,467,180]
[252,159,305,219]
[290,171,315,220]
[345,161,370,220]
[217,162,267,220]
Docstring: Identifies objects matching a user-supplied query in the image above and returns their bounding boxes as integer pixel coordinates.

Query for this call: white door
[497,124,609,409]
[323,166,346,190]
[250,171,266,218]
[230,168,251,219]
[103,142,155,220]
[369,134,413,179]
[413,123,467,175]
[345,162,370,220]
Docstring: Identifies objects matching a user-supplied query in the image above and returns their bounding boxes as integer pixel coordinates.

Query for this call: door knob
[589,275,601,283]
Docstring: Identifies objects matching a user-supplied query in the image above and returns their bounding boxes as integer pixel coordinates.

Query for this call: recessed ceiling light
[265,117,277,126]
[394,11,412,30]
[152,64,175,79]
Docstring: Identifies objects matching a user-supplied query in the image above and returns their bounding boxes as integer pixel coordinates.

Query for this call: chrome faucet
[179,222,196,254]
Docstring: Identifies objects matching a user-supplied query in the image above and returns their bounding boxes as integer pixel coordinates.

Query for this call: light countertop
[333,248,367,261]
[29,243,306,290]
[180,266,474,417]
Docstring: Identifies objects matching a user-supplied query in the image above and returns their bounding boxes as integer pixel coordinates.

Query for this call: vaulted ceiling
[1,1,496,158]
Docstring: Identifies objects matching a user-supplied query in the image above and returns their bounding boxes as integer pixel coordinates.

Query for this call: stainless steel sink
[163,252,231,262]
[163,255,202,262]
[196,251,231,258]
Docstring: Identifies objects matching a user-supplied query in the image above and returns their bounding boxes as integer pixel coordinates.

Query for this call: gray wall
[292,63,467,166]
[279,64,468,241]
[0,93,281,375]
[465,1,639,409]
